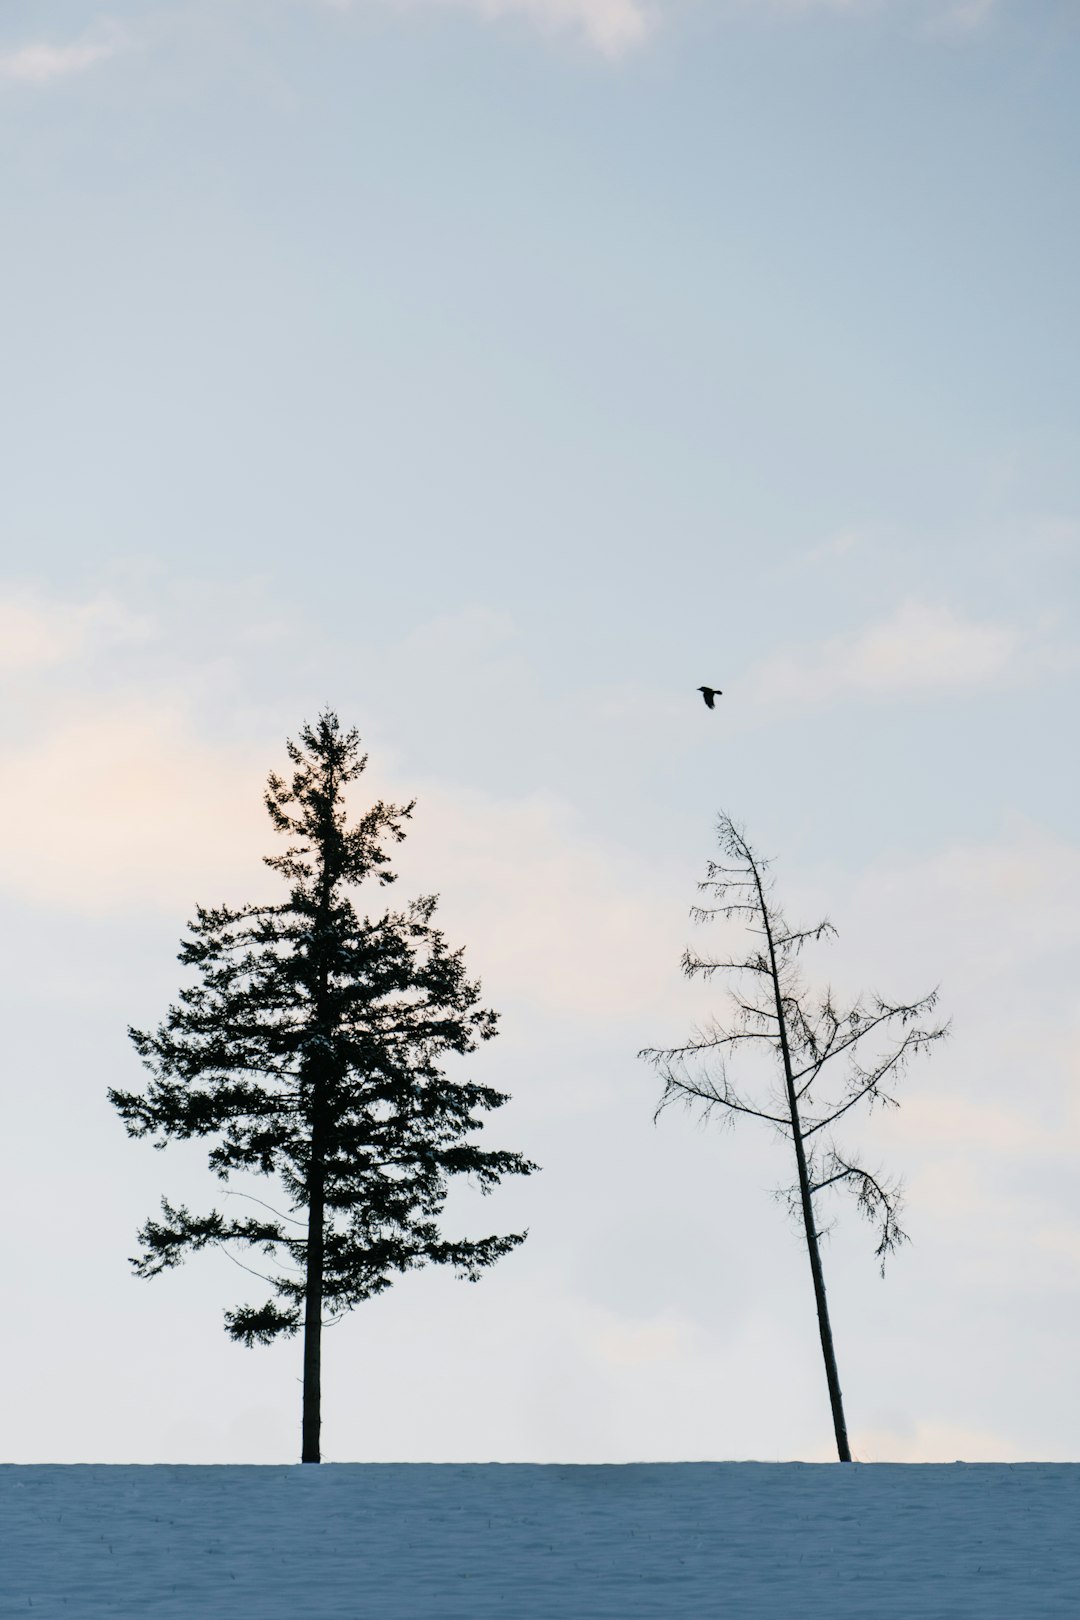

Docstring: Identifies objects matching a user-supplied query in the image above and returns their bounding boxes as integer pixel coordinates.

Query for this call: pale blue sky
[1,0,1078,1462]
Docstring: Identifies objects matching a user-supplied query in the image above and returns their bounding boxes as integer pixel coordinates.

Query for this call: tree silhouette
[111,711,536,1463]
[641,815,947,1461]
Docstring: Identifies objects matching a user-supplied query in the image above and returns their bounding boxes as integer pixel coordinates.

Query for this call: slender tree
[111,711,536,1463]
[641,815,947,1462]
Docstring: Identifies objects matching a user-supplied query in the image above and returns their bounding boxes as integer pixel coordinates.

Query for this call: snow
[3,1462,1076,1617]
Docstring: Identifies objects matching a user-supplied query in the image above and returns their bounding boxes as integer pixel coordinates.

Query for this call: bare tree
[641,815,947,1462]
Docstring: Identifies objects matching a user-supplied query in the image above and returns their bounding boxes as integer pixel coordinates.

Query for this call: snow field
[2,1462,1077,1618]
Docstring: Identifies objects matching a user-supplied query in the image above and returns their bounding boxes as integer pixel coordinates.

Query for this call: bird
[698,685,723,709]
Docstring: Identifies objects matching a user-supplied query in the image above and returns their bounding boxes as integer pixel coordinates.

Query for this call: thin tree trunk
[301,1156,325,1464]
[303,794,337,1466]
[785,1089,851,1462]
[751,852,852,1463]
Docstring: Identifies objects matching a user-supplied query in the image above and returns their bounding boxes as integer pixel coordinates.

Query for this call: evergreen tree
[111,712,536,1463]
[641,816,946,1461]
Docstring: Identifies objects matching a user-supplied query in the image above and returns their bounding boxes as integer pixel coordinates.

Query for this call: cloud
[1035,1225,1080,1266]
[747,600,1020,708]
[0,0,995,77]
[805,530,862,564]
[327,0,652,55]
[0,704,271,912]
[748,0,998,22]
[394,780,689,1018]
[326,0,1004,53]
[0,588,149,672]
[0,28,124,85]
[889,1094,1059,1157]
[793,826,1080,1235]
[846,1420,1027,1463]
[838,827,1080,986]
[923,0,998,35]
[464,0,653,54]
[748,0,878,11]
[0,581,692,1022]
[0,693,689,1023]
[588,1306,699,1368]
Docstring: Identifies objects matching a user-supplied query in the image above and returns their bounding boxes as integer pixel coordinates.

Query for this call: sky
[1,0,1078,1464]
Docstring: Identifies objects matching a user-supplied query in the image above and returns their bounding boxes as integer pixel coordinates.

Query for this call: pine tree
[641,816,946,1461]
[110,712,536,1463]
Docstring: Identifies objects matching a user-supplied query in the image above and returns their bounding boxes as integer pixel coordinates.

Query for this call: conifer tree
[641,816,946,1462]
[111,712,536,1463]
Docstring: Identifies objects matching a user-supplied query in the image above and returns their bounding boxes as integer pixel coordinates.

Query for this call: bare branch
[790,992,943,1085]
[815,1150,909,1273]
[650,1064,788,1130]
[683,956,772,977]
[689,903,760,922]
[800,1019,948,1136]
[773,920,838,953]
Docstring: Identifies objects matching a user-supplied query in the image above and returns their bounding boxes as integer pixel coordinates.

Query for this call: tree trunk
[303,827,335,1466]
[787,1100,851,1462]
[752,857,852,1463]
[301,1158,325,1464]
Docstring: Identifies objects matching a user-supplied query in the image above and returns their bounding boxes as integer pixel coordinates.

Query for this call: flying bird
[698,685,723,709]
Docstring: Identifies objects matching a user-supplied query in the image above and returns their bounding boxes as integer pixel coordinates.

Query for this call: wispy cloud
[747,0,878,12]
[326,0,652,55]
[923,0,998,36]
[0,26,124,85]
[336,0,1002,51]
[844,1420,1027,1464]
[747,599,1020,707]
[462,0,653,54]
[0,702,271,912]
[0,581,687,1022]
[0,588,150,671]
[0,0,997,76]
[736,0,999,30]
[0,697,687,1019]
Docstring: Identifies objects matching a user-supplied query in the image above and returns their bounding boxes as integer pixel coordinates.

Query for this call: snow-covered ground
[3,1462,1076,1617]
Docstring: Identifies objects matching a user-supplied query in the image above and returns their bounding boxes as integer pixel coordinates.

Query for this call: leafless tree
[641,815,947,1462]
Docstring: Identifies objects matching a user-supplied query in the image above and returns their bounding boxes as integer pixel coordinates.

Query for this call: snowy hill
[3,1462,1076,1618]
